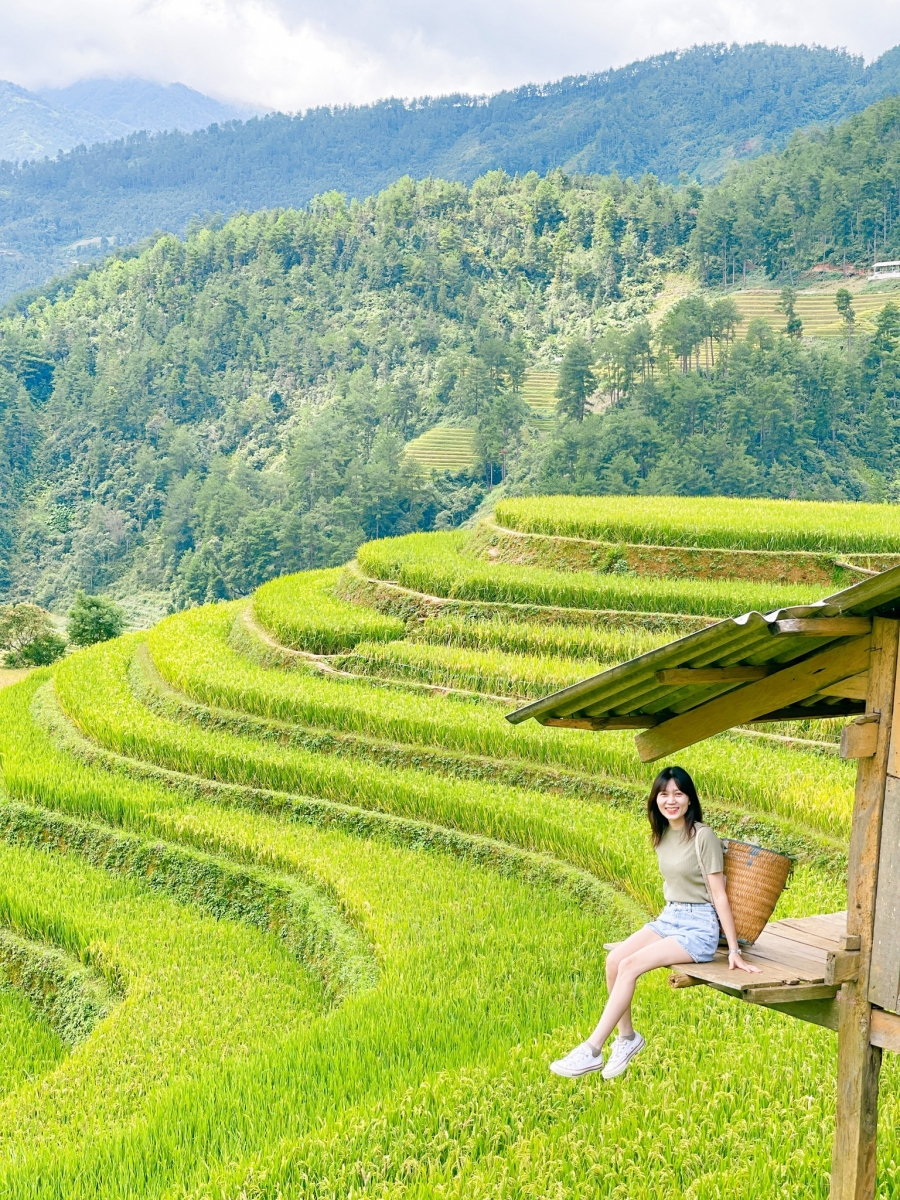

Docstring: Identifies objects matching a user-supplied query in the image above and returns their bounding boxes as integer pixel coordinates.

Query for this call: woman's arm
[706,873,762,974]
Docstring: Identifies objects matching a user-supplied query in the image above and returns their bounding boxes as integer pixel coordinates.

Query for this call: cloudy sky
[2,0,898,112]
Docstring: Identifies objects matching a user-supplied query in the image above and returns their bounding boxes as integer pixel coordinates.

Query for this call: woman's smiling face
[657,778,690,825]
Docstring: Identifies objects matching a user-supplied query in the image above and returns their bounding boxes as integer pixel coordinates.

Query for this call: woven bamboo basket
[722,839,793,945]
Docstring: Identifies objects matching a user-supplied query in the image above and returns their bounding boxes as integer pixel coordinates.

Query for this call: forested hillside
[9,85,900,610]
[0,170,694,607]
[693,94,900,280]
[1,43,899,301]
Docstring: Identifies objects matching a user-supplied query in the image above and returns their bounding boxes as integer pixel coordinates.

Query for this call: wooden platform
[664,911,900,1050]
[677,912,854,1005]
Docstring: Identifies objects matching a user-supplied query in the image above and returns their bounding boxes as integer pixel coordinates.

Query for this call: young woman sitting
[551,764,760,1080]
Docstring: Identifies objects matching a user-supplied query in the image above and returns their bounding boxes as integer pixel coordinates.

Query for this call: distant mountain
[0,80,128,163]
[0,42,899,303]
[39,79,252,136]
[0,77,253,166]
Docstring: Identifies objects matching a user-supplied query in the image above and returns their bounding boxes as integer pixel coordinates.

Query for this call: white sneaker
[549,1041,605,1077]
[601,1032,645,1079]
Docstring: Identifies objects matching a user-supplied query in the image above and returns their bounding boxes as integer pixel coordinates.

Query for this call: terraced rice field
[732,288,898,338]
[1,495,897,1196]
[402,424,479,473]
[403,369,559,475]
[497,494,900,554]
[520,367,559,417]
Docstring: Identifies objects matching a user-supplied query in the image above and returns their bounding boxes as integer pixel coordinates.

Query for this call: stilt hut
[507,566,900,1200]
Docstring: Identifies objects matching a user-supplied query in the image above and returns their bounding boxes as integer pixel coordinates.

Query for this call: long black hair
[647,765,703,847]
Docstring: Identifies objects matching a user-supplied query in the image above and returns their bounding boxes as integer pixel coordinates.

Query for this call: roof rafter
[635,636,872,762]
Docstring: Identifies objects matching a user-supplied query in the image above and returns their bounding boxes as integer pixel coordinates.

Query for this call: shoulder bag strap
[692,828,723,929]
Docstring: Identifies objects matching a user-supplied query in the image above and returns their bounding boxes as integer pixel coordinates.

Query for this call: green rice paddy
[0,494,895,1196]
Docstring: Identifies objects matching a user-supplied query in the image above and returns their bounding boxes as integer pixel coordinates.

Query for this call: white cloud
[0,0,895,111]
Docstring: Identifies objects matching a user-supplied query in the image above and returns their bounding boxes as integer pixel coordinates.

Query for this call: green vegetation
[0,43,897,305]
[403,426,480,474]
[253,569,404,654]
[0,170,694,606]
[145,601,855,841]
[496,494,900,552]
[357,530,824,614]
[340,638,599,700]
[694,93,900,281]
[2,492,893,1193]
[10,84,900,605]
[66,592,125,647]
[411,614,673,661]
[0,988,65,1100]
[0,602,65,666]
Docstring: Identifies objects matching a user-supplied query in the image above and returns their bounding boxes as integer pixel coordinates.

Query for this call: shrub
[11,633,67,667]
[0,603,64,667]
[66,592,125,647]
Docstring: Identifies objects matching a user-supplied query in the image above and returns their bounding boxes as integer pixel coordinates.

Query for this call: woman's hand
[728,950,761,974]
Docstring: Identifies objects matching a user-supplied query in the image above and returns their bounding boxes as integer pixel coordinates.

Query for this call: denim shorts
[646,902,720,963]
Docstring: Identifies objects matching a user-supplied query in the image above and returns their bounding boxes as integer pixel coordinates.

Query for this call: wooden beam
[831,616,900,1200]
[827,951,861,986]
[762,996,840,1031]
[871,1009,900,1053]
[655,667,771,684]
[841,719,881,760]
[747,704,864,721]
[869,774,900,1013]
[821,673,871,700]
[772,618,873,636]
[744,983,838,1005]
[540,716,657,730]
[635,635,872,763]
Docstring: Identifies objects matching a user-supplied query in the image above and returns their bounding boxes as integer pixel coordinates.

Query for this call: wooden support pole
[831,617,899,1200]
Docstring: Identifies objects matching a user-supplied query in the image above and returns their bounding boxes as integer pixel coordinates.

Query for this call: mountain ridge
[0,43,898,303]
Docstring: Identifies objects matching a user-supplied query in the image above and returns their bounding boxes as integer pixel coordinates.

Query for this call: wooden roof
[506,563,900,762]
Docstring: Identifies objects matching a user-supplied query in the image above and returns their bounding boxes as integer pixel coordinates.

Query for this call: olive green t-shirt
[655,823,724,904]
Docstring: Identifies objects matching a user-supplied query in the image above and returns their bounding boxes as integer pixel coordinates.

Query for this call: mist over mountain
[0,81,128,164]
[0,42,899,304]
[38,79,252,139]
[0,77,250,167]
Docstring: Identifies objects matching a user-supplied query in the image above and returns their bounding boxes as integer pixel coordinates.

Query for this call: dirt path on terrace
[0,668,30,689]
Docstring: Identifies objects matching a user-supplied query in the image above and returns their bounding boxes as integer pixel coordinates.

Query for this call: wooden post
[831,617,900,1199]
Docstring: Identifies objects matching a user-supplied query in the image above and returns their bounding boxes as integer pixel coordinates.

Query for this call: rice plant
[412,615,676,661]
[253,568,405,653]
[496,494,900,554]
[340,638,602,699]
[146,605,857,840]
[356,532,825,616]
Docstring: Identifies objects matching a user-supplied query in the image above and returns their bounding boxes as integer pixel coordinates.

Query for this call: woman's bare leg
[589,936,693,1051]
[604,926,664,1039]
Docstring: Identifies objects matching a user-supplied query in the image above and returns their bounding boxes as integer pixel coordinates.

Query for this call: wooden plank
[677,957,808,991]
[871,1009,900,1053]
[772,912,849,950]
[841,720,881,760]
[745,983,838,1005]
[668,972,702,988]
[655,667,771,684]
[764,997,840,1032]
[744,934,828,973]
[821,673,871,700]
[635,635,872,763]
[541,716,657,730]
[831,616,899,1200]
[747,940,827,973]
[776,913,848,942]
[772,618,873,636]
[869,774,900,1013]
